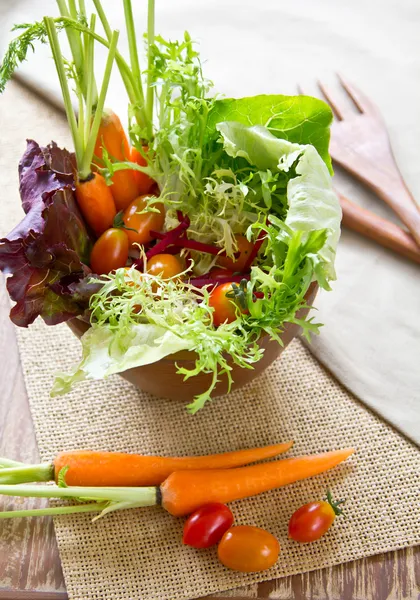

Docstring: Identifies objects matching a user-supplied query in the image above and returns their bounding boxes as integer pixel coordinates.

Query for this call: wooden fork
[337,191,420,264]
[314,74,420,248]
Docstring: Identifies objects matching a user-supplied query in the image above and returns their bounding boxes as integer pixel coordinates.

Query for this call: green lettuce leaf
[217,122,341,283]
[51,323,193,396]
[207,94,333,173]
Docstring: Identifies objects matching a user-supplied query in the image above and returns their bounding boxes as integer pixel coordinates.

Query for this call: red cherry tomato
[90,228,129,274]
[130,146,155,195]
[218,526,280,572]
[217,235,253,272]
[182,503,234,549]
[147,254,184,280]
[123,194,165,247]
[288,491,345,543]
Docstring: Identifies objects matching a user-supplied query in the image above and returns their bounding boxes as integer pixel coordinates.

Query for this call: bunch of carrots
[43,7,173,281]
[0,443,354,572]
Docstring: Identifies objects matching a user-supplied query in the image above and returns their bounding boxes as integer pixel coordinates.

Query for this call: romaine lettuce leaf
[51,323,193,396]
[207,94,333,173]
[217,122,341,283]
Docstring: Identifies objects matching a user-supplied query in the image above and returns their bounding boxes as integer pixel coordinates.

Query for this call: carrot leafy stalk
[0,449,354,520]
[42,16,120,235]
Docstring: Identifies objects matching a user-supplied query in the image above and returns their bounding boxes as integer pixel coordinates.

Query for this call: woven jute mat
[1,82,420,600]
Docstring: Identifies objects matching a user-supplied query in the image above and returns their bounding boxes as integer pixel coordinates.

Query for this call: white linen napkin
[1,0,419,444]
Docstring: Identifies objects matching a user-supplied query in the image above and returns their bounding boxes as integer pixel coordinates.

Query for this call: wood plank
[0,276,66,595]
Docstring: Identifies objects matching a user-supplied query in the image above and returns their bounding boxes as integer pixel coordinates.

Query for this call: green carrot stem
[0,484,157,506]
[121,0,152,137]
[58,15,144,127]
[44,17,83,168]
[146,0,155,126]
[0,463,54,485]
[78,0,98,106]
[77,82,85,150]
[0,458,25,469]
[0,502,107,519]
[90,0,139,121]
[91,0,112,39]
[123,0,144,103]
[68,0,78,17]
[83,13,96,142]
[101,160,152,175]
[79,29,119,179]
[56,0,86,97]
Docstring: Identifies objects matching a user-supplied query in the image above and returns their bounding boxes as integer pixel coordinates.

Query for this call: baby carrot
[0,442,293,487]
[53,442,294,487]
[161,448,355,516]
[75,172,116,236]
[94,109,140,211]
[130,146,155,195]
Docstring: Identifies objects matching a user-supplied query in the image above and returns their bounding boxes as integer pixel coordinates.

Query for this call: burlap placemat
[1,82,419,600]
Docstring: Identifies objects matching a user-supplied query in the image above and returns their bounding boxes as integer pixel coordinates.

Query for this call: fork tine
[317,80,353,120]
[337,73,377,115]
[296,84,306,96]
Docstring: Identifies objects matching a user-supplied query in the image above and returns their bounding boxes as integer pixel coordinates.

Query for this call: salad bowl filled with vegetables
[0,0,341,413]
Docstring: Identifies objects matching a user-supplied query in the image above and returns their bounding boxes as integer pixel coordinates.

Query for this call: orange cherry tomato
[218,526,280,573]
[147,254,184,280]
[217,235,253,272]
[208,281,249,327]
[208,283,238,327]
[288,491,345,543]
[130,146,155,195]
[90,228,129,275]
[122,195,165,247]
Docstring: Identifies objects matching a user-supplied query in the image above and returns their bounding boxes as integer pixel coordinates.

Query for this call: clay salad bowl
[67,283,318,403]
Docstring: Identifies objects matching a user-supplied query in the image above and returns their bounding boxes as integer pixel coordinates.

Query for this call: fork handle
[371,178,420,249]
[338,192,420,265]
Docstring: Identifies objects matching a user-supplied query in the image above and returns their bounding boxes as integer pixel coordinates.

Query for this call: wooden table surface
[0,276,419,599]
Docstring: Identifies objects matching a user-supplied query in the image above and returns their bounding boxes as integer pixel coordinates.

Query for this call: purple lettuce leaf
[0,140,94,327]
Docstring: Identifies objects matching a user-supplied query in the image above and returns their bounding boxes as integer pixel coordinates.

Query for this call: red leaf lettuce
[0,140,93,326]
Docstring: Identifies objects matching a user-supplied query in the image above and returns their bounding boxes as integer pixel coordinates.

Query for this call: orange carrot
[53,442,294,487]
[94,109,140,211]
[75,172,117,236]
[160,448,354,516]
[130,146,155,195]
[0,448,354,521]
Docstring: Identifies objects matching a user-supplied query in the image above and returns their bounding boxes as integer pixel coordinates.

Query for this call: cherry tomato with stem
[218,525,280,573]
[182,503,234,549]
[90,228,129,275]
[217,234,253,272]
[288,490,345,543]
[147,254,184,280]
[208,280,248,327]
[122,194,165,247]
